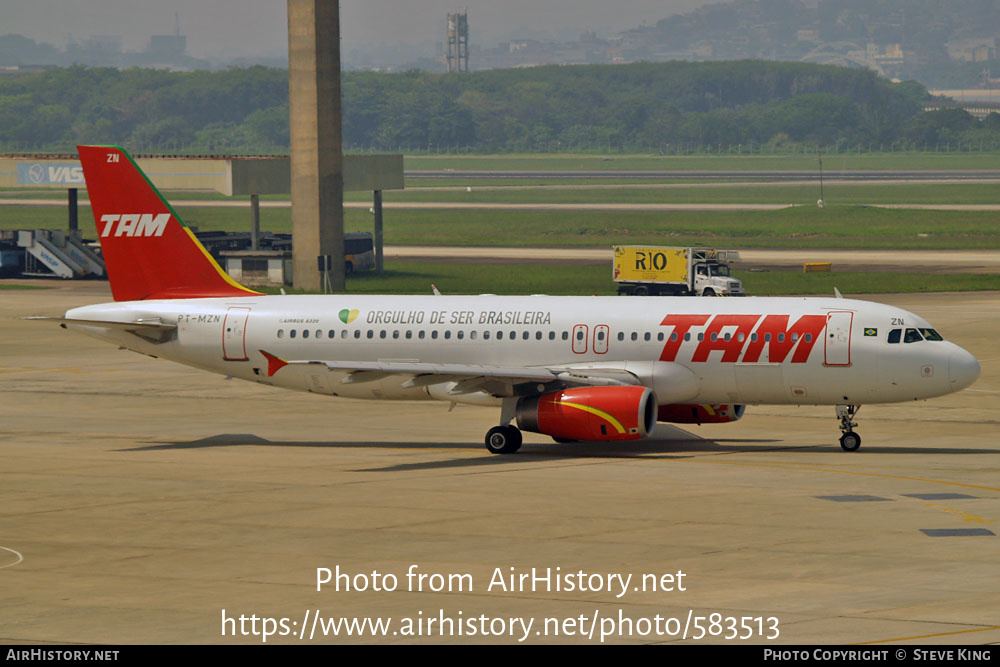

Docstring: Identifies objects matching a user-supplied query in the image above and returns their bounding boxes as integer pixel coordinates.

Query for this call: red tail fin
[77,145,261,301]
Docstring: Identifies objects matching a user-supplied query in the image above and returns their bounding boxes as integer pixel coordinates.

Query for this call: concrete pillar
[250,194,260,251]
[67,188,78,233]
[373,189,383,274]
[288,0,344,291]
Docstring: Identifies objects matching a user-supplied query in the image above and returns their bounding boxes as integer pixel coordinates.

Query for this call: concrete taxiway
[1,281,997,644]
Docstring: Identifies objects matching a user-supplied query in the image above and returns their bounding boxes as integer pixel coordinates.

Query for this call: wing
[258,350,641,397]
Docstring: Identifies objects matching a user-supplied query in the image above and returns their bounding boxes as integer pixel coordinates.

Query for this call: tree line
[1,61,998,154]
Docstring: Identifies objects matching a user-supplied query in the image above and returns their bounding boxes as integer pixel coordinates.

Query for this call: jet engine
[657,404,745,424]
[516,386,657,441]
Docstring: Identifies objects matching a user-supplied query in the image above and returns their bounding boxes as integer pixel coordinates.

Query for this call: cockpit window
[887,329,901,344]
[904,328,923,343]
[919,328,943,341]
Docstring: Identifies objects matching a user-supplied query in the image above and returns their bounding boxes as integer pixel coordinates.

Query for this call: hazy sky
[3,0,714,60]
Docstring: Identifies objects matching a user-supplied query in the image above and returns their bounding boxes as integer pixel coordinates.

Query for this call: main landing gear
[485,397,523,454]
[485,425,522,454]
[836,404,861,452]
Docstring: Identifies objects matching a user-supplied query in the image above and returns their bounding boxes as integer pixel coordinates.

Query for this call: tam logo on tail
[78,144,261,301]
[100,214,170,238]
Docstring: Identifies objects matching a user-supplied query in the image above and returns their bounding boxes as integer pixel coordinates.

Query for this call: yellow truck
[613,246,744,296]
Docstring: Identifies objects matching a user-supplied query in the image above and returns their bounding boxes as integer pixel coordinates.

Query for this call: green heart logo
[338,308,359,324]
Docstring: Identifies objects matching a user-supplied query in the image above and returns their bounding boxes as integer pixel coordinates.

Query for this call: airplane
[43,145,981,455]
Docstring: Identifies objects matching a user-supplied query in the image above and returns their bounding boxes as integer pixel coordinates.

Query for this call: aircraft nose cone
[949,348,981,391]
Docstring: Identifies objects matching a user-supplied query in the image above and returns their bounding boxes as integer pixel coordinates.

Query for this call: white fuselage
[65,294,980,408]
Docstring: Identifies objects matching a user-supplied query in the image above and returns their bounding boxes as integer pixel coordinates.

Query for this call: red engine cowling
[516,386,657,442]
[657,404,746,424]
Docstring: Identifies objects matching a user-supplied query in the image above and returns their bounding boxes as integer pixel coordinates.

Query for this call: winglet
[77,145,262,302]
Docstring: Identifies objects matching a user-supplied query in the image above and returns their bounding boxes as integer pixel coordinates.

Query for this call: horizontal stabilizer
[27,316,177,343]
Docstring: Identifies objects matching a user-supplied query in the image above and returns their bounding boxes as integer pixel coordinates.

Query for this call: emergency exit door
[223,307,251,361]
[824,311,853,366]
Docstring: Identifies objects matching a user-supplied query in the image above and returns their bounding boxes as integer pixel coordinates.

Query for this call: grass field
[7,181,1000,204]
[3,150,998,294]
[370,182,1000,205]
[405,152,1000,172]
[4,203,999,249]
[290,262,1000,296]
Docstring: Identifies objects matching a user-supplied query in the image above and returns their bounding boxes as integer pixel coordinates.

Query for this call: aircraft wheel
[485,425,522,454]
[839,432,861,452]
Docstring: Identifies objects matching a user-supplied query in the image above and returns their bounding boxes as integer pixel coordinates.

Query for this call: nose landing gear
[836,404,861,451]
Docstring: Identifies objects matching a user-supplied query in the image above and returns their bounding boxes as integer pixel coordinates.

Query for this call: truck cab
[693,260,744,296]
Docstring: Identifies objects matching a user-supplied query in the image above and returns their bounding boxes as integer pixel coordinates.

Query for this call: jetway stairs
[16,230,105,279]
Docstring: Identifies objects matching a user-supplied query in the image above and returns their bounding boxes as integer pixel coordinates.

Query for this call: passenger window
[379,330,386,339]
[277,329,284,338]
[444,331,451,340]
[618,332,625,341]
[290,330,297,339]
[535,331,542,340]
[392,331,400,339]
[484,331,491,340]
[316,329,322,339]
[328,330,335,339]
[354,330,361,339]
[497,331,504,340]
[670,332,677,342]
[366,330,373,339]
[523,331,529,340]
[562,332,569,340]
[431,331,438,339]
[904,328,923,343]
[456,331,463,340]
[548,332,555,340]
[405,331,412,339]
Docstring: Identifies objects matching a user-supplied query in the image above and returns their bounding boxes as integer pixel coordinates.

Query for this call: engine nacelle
[516,386,657,442]
[657,404,746,424]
